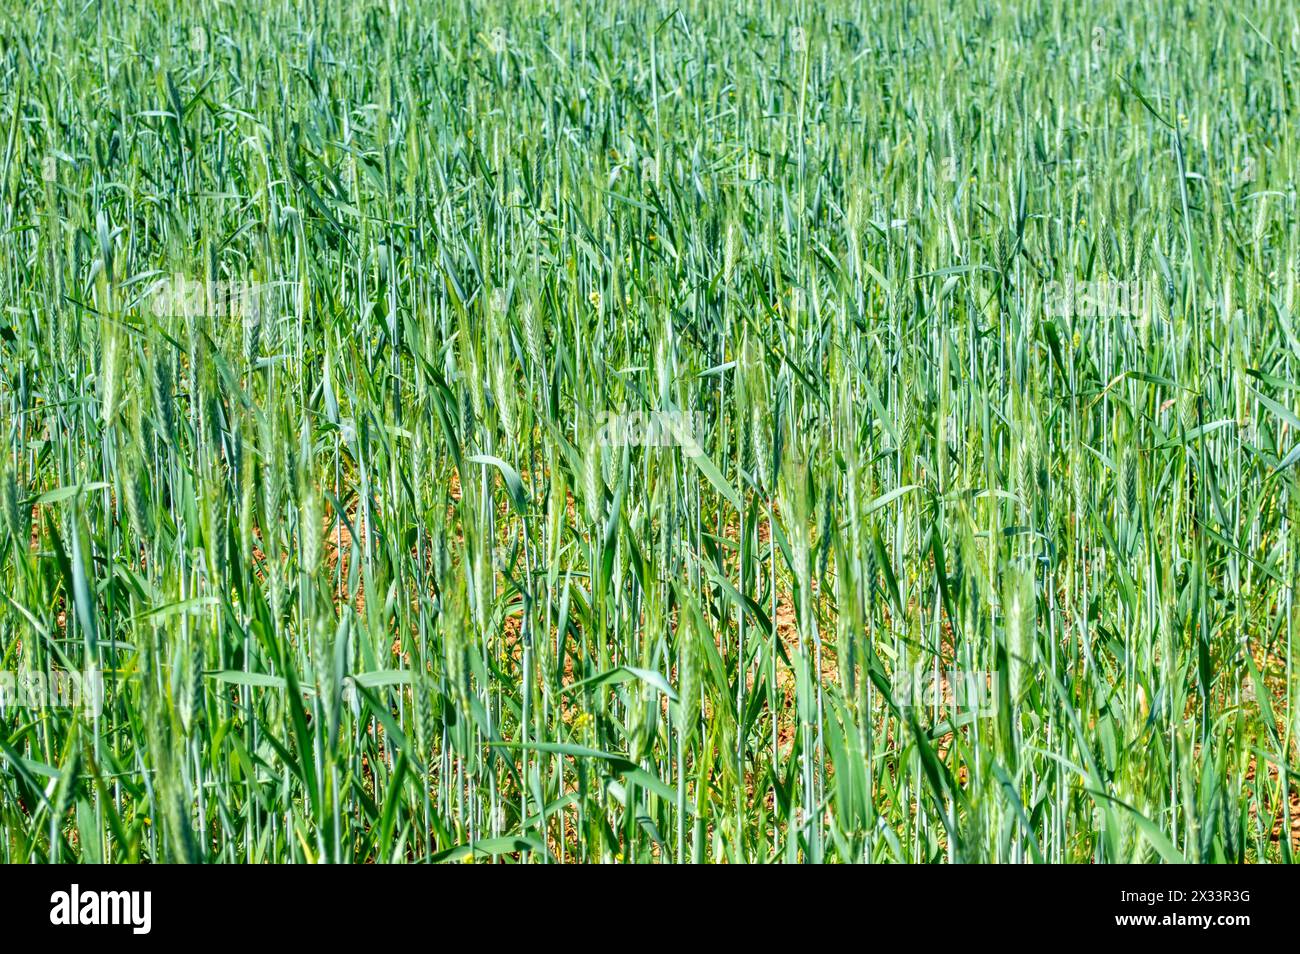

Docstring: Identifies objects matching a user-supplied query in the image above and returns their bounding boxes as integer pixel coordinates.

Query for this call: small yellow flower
[588,290,602,309]
[1072,331,1082,349]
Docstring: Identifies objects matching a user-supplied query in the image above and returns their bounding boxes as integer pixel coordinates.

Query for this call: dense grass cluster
[1,0,1298,863]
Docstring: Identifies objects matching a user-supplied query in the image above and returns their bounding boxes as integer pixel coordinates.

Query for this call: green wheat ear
[0,456,19,548]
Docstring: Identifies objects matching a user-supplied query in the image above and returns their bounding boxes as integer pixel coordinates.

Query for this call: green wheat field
[1,0,1298,863]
